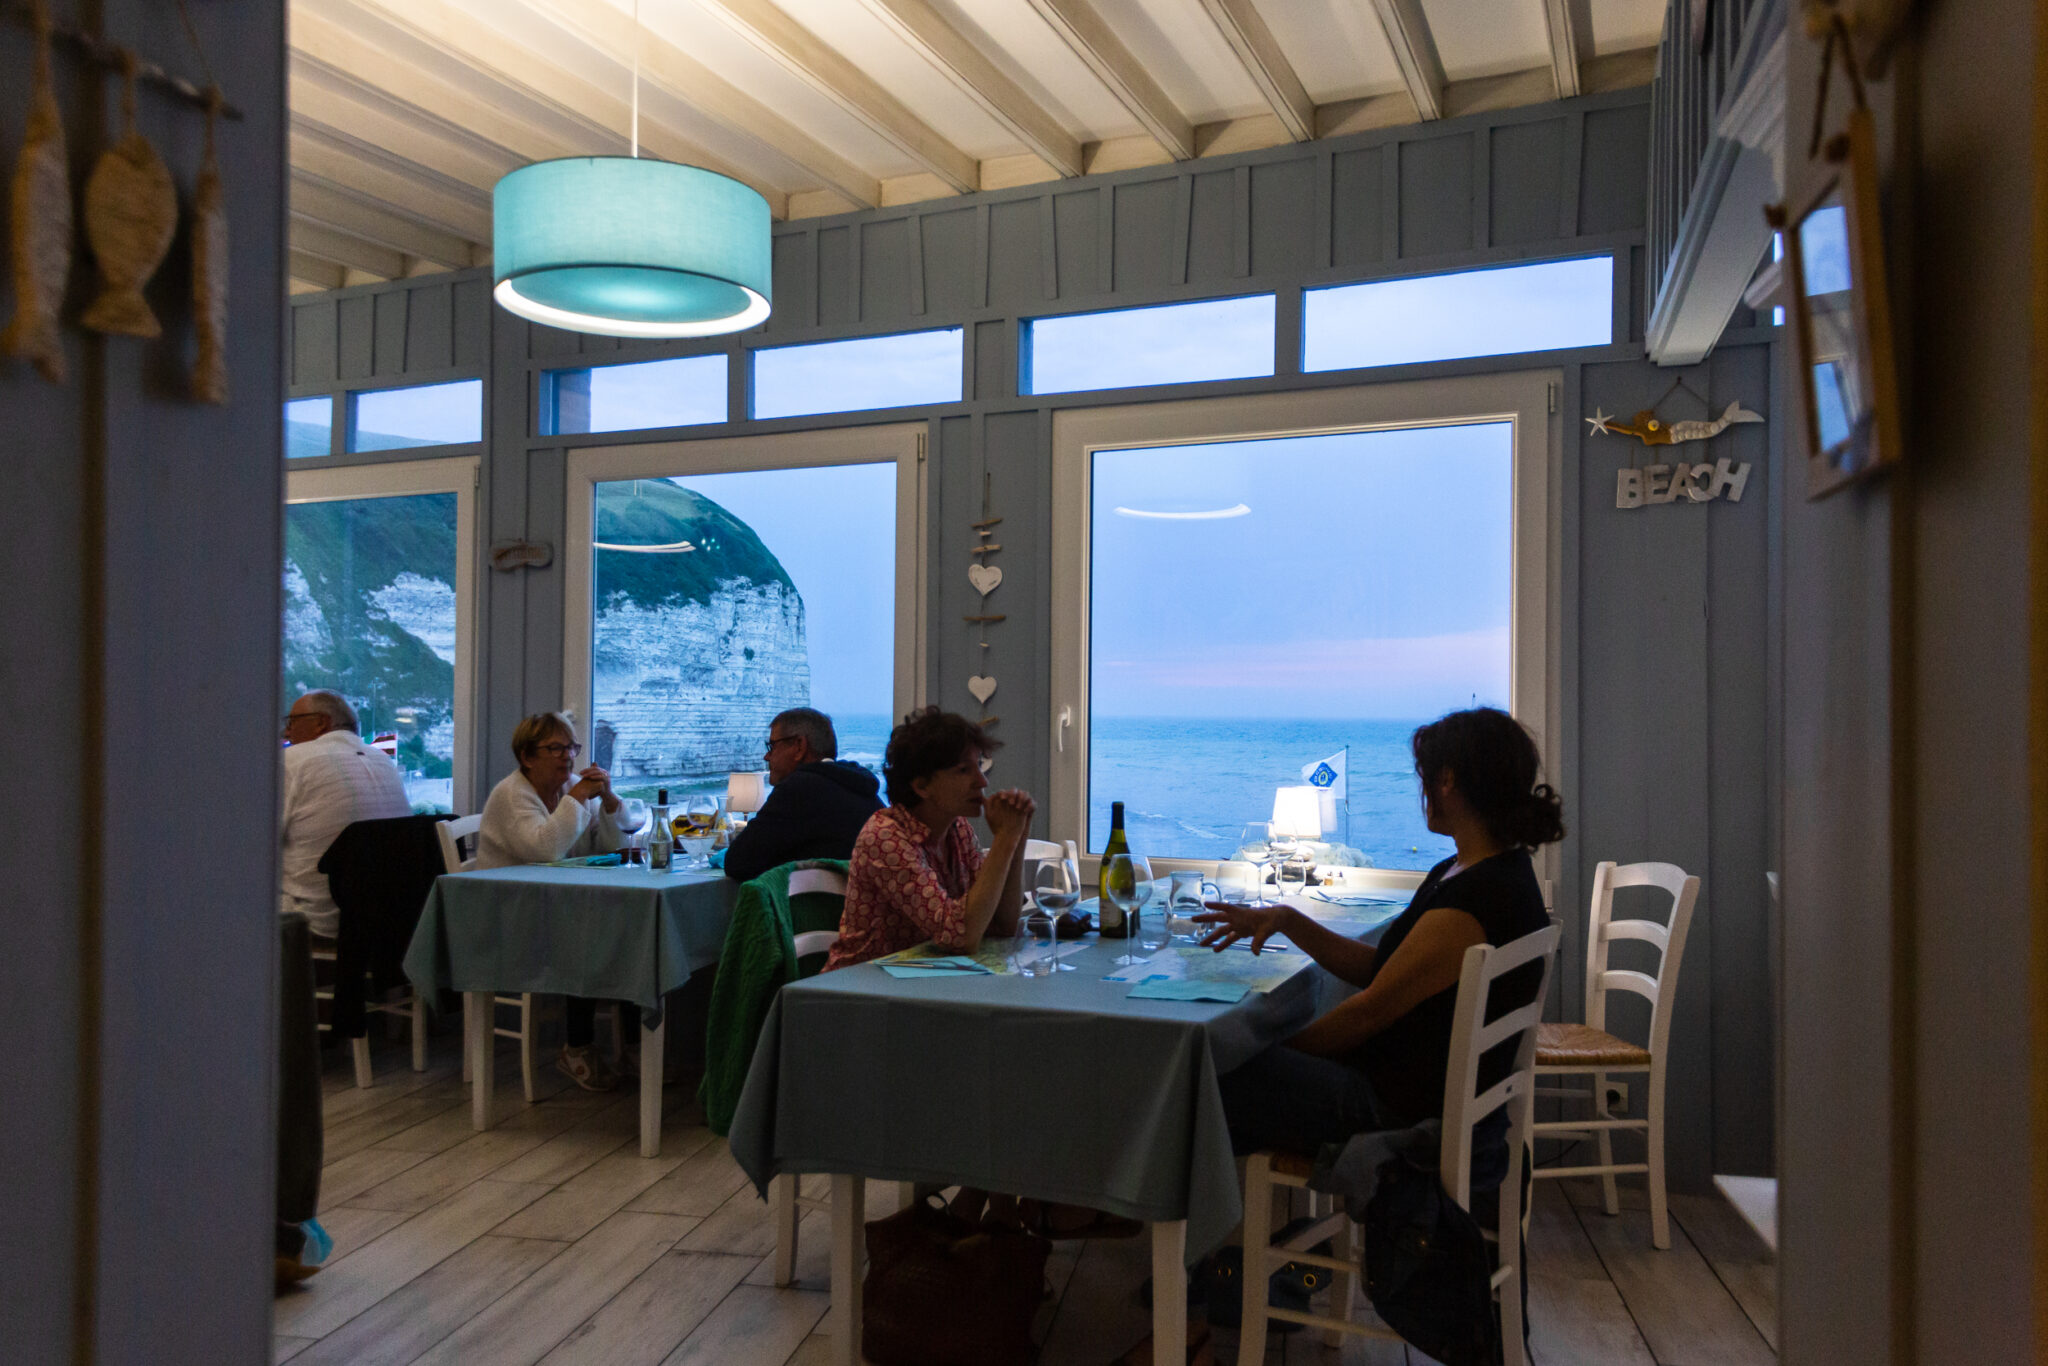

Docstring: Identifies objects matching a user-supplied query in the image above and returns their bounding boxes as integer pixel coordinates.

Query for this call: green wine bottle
[1098,801,1133,938]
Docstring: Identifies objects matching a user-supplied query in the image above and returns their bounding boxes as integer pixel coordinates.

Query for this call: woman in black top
[1194,707,1562,1155]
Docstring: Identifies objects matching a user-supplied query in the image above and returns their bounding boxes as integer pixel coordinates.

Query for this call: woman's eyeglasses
[535,742,582,759]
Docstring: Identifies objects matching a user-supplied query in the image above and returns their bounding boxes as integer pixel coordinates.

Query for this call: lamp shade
[726,771,768,815]
[492,157,772,338]
[1271,786,1324,840]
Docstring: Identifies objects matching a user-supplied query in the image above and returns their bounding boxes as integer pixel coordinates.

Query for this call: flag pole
[1343,744,1351,851]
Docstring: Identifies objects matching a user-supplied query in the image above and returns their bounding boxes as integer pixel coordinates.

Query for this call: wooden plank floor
[278,1036,1777,1366]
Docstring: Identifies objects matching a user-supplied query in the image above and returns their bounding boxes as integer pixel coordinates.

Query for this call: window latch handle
[1057,705,1072,753]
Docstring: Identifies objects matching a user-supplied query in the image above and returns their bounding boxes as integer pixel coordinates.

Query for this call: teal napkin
[880,959,992,979]
[547,853,624,867]
[1127,978,1249,1003]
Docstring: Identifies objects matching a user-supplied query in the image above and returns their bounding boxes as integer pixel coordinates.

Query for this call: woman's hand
[569,765,614,807]
[1193,901,1292,954]
[984,788,1035,836]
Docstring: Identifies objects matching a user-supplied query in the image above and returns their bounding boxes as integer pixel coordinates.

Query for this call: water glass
[1238,823,1276,907]
[1213,861,1257,907]
[1276,856,1310,900]
[1167,871,1218,940]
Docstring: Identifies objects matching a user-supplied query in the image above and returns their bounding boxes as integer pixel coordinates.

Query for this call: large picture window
[1051,377,1555,878]
[284,459,479,813]
[564,427,927,803]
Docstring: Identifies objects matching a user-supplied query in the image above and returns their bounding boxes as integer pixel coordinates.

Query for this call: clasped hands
[567,764,622,813]
[983,788,1036,836]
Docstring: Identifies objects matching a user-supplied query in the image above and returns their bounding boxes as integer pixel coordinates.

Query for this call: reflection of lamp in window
[1271,786,1324,842]
[726,772,767,832]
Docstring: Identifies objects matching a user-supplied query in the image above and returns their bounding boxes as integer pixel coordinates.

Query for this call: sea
[618,712,1451,874]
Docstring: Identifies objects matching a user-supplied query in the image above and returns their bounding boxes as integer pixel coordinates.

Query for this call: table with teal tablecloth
[404,864,739,1156]
[727,935,1323,1366]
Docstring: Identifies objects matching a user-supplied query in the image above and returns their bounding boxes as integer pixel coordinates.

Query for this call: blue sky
[1028,294,1275,394]
[663,464,896,718]
[351,379,482,447]
[1305,255,1612,371]
[753,329,962,419]
[1089,423,1513,719]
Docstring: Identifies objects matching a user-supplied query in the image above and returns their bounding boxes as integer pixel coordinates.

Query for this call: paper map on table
[1103,945,1309,993]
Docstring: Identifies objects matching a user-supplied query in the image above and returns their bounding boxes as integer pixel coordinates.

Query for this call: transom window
[1304,257,1613,373]
[1024,295,1276,396]
[348,379,483,453]
[752,329,962,420]
[545,355,728,435]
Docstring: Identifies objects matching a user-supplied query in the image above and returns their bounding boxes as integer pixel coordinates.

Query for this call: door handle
[1057,705,1072,753]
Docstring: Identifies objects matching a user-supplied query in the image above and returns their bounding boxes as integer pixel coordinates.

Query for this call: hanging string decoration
[189,89,228,403]
[1,0,73,383]
[80,52,179,338]
[962,470,1005,759]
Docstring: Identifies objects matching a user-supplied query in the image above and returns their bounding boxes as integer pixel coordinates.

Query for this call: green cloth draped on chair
[700,859,850,1136]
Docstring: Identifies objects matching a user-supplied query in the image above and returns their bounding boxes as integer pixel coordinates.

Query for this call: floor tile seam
[1666,1207,1777,1356]
[475,1222,701,1366]
[1564,1196,1668,1364]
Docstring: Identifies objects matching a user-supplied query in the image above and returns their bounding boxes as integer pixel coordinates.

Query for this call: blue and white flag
[1302,749,1346,801]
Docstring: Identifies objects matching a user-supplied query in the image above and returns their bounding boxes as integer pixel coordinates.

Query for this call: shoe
[274,1255,321,1290]
[557,1045,619,1092]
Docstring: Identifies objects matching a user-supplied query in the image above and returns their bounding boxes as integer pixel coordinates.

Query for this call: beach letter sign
[1616,457,1752,509]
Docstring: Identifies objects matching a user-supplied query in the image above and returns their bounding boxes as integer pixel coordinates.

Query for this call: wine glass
[619,797,649,865]
[1029,858,1080,973]
[1238,823,1276,907]
[1102,853,1151,966]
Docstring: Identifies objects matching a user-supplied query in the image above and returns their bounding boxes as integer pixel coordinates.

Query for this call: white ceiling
[285,0,1668,293]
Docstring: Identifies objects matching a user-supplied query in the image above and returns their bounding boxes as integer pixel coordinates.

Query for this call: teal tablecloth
[727,936,1322,1261]
[403,865,739,1015]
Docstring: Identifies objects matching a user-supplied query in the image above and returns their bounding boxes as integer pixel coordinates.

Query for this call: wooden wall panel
[770,231,815,333]
[816,226,856,327]
[1489,120,1566,246]
[338,294,376,381]
[1329,146,1388,269]
[1052,190,1103,298]
[1249,159,1315,278]
[986,200,1046,311]
[294,298,336,388]
[1112,179,1180,294]
[373,289,409,376]
[1186,170,1237,284]
[921,208,982,316]
[407,282,455,372]
[974,319,1010,401]
[1398,133,1476,257]
[454,278,490,370]
[1580,104,1652,234]
[860,218,915,321]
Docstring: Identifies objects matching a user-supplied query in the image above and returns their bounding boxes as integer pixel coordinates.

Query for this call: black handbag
[1363,1156,1499,1366]
[862,1197,1051,1366]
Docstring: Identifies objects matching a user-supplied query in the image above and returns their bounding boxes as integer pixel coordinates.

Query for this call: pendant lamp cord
[630,0,641,157]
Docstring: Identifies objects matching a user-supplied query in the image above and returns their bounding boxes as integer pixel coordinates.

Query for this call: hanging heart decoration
[968,563,1002,597]
[967,675,997,705]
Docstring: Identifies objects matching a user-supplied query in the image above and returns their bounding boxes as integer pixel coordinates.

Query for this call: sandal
[1015,1197,1144,1241]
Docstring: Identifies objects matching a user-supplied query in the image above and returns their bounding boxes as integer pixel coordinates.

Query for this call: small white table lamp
[1271,785,1324,842]
[726,772,768,821]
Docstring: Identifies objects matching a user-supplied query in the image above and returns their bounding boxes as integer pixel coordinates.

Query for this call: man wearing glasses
[279,689,412,940]
[723,707,882,883]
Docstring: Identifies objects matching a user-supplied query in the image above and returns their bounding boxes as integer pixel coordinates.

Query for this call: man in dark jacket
[724,708,883,883]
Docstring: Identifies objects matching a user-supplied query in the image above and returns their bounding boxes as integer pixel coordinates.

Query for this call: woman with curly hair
[823,707,1036,971]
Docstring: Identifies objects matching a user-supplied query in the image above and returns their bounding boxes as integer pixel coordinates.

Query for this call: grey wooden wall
[2,3,286,1361]
[287,84,1781,1191]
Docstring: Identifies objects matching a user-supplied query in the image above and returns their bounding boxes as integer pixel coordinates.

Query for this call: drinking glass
[1276,856,1310,900]
[1238,823,1276,907]
[1214,861,1257,908]
[684,795,719,835]
[1102,853,1150,966]
[1030,858,1080,973]
[619,798,649,864]
[1167,871,1219,941]
[678,831,715,869]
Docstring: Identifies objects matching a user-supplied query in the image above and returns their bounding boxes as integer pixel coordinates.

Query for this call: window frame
[1020,292,1278,397]
[1047,372,1561,891]
[561,424,930,753]
[344,377,486,455]
[284,456,482,815]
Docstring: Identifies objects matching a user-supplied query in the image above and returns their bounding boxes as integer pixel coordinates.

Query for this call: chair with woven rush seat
[1237,922,1560,1366]
[765,863,849,1287]
[1530,859,1700,1249]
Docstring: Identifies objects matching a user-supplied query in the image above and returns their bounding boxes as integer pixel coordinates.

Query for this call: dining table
[727,890,1409,1366]
[402,861,740,1157]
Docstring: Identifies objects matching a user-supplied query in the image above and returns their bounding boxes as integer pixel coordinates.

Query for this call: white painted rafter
[1369,0,1447,122]
[290,171,479,269]
[289,252,348,292]
[289,123,494,244]
[1023,0,1192,160]
[1194,0,1314,143]
[856,0,1084,178]
[1542,0,1583,99]
[290,220,408,280]
[290,57,523,196]
[694,0,978,193]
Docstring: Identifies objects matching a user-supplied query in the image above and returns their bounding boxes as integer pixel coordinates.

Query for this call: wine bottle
[1098,801,1133,938]
[649,788,674,872]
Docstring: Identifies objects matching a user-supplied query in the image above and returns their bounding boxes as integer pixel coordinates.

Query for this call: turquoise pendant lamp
[492,157,771,338]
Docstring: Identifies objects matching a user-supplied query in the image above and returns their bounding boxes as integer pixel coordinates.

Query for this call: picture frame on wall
[1775,107,1901,499]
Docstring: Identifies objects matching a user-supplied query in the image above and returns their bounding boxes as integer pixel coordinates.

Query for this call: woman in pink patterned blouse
[824,708,1035,970]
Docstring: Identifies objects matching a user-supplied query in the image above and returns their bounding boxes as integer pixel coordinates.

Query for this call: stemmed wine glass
[679,795,718,868]
[1102,853,1152,967]
[620,797,649,864]
[1029,858,1080,973]
[1238,823,1276,907]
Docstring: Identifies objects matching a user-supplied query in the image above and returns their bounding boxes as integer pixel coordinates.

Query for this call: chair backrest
[786,864,849,964]
[437,813,483,874]
[1439,923,1560,1214]
[1581,860,1700,1064]
[1022,839,1064,863]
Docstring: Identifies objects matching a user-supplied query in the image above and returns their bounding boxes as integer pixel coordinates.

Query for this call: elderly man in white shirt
[280,690,413,940]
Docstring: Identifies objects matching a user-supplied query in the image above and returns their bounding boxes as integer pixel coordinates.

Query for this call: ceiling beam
[1194,0,1313,143]
[1023,0,1192,160]
[289,58,523,195]
[695,0,977,193]
[290,172,478,269]
[289,252,348,292]
[1369,0,1446,122]
[857,0,1083,178]
[517,0,881,209]
[290,221,407,281]
[289,125,493,244]
[1542,0,1582,98]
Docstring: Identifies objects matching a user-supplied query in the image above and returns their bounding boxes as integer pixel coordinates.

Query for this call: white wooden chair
[438,814,542,1103]
[1238,923,1560,1366]
[771,864,849,1286]
[1530,860,1700,1249]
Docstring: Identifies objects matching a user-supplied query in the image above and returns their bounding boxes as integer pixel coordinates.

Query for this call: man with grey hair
[723,707,881,883]
[280,689,412,938]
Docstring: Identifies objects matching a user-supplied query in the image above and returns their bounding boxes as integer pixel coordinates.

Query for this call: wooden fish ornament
[1585,401,1763,446]
[190,90,227,403]
[80,55,178,340]
[1,1,73,383]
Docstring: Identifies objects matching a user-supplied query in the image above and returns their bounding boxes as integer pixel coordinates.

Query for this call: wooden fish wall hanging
[81,53,179,339]
[190,89,228,403]
[1585,400,1764,446]
[1,0,73,383]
